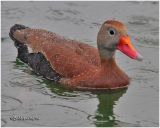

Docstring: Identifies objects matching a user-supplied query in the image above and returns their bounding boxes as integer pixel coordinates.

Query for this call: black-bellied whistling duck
[9,20,143,90]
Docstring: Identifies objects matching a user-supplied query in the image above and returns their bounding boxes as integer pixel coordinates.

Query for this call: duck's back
[12,25,101,77]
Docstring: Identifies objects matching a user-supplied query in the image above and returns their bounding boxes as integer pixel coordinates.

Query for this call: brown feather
[13,28,100,77]
[12,20,130,90]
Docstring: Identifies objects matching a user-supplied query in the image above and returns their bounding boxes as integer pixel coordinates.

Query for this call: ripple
[47,9,64,16]
[9,74,41,88]
[137,37,159,47]
[37,79,97,101]
[40,103,89,115]
[91,22,101,27]
[128,16,158,25]
[128,16,149,25]
[10,60,96,101]
[2,7,24,19]
[8,60,45,88]
[127,67,159,92]
[127,67,158,82]
[46,8,80,17]
[88,114,114,124]
[65,2,79,7]
[20,103,90,127]
[65,9,80,15]
[127,67,158,73]
[115,120,141,127]
[2,95,22,112]
[46,8,85,25]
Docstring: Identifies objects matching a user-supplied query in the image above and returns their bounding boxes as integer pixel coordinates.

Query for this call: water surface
[1,1,159,127]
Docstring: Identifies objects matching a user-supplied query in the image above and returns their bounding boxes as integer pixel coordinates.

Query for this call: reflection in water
[46,78,127,127]
[92,89,127,127]
[42,79,97,100]
[37,73,128,127]
[14,60,128,127]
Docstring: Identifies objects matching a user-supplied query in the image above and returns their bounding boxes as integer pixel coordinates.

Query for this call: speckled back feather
[13,27,101,77]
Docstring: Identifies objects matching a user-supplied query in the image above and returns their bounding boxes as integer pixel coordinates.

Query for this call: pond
[1,1,159,127]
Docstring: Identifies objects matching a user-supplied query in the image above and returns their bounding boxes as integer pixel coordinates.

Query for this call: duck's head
[97,20,143,61]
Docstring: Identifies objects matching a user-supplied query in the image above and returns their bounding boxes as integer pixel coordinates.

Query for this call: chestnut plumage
[9,20,143,90]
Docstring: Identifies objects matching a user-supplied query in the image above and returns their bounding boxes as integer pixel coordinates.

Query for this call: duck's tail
[9,24,28,41]
[9,24,61,82]
[9,24,29,63]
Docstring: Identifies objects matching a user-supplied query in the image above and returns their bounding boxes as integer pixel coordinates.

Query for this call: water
[1,1,159,127]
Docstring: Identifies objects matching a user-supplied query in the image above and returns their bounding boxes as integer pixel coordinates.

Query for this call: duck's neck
[97,42,127,77]
[100,58,117,70]
[98,47,116,61]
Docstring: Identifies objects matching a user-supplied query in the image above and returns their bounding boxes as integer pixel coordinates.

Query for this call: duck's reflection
[44,78,127,127]
[15,61,128,127]
[94,89,127,127]
[30,73,127,127]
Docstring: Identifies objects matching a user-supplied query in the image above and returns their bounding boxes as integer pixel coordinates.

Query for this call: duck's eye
[108,29,115,36]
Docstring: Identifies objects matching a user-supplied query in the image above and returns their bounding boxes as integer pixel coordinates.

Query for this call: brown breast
[65,59,130,89]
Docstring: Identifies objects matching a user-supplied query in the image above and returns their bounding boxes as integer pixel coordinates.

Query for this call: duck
[9,20,143,90]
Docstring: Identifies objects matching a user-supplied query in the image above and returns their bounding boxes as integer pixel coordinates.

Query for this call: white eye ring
[108,28,115,36]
